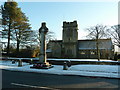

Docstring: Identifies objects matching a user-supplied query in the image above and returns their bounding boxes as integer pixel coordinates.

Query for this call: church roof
[78,39,113,50]
[49,39,113,50]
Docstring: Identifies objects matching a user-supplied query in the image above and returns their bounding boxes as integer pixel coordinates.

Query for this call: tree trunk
[7,22,11,56]
[96,39,100,61]
[96,27,100,61]
[16,39,20,57]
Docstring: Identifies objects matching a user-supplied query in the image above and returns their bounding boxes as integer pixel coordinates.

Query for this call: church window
[69,38,71,41]
[91,51,95,55]
[80,51,85,54]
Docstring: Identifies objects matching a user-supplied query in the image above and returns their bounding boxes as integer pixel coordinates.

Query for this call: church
[47,21,114,59]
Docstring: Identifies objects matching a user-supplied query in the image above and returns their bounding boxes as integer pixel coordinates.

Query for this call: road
[2,70,119,89]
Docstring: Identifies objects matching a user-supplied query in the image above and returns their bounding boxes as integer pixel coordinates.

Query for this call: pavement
[0,59,120,79]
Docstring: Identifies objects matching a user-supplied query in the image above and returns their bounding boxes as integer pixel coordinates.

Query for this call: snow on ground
[48,59,114,61]
[0,60,29,66]
[0,60,119,79]
[4,57,119,62]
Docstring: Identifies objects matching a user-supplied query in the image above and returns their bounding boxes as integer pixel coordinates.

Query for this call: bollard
[67,60,71,67]
[63,61,68,70]
[30,59,33,65]
[18,59,22,67]
[12,60,15,64]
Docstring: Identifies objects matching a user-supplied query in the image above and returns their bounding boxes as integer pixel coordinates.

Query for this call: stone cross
[39,22,48,63]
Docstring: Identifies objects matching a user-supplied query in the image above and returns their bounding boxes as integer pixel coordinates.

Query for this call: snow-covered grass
[0,60,119,79]
[3,57,119,62]
[0,60,29,66]
[70,65,119,73]
[48,59,114,61]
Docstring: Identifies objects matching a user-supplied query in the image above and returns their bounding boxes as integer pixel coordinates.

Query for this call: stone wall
[78,49,114,59]
[47,41,62,58]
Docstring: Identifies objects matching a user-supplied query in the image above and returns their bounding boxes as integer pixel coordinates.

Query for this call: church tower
[62,21,78,58]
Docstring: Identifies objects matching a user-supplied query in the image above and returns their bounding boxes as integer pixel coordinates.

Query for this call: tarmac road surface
[2,70,120,89]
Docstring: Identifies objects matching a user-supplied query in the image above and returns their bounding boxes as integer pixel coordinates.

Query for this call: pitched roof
[78,39,113,50]
[49,39,113,50]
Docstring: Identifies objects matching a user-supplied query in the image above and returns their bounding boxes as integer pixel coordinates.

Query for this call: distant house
[47,21,114,59]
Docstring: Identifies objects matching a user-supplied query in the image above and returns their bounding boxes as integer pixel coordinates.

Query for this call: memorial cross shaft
[39,22,48,63]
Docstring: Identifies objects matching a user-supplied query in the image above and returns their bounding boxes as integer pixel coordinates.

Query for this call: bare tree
[27,30,56,49]
[46,31,56,43]
[86,24,108,61]
[107,25,120,47]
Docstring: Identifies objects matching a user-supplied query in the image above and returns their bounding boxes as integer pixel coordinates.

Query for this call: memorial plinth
[31,22,53,69]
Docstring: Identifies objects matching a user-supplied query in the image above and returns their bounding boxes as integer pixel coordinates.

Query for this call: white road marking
[11,83,59,90]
